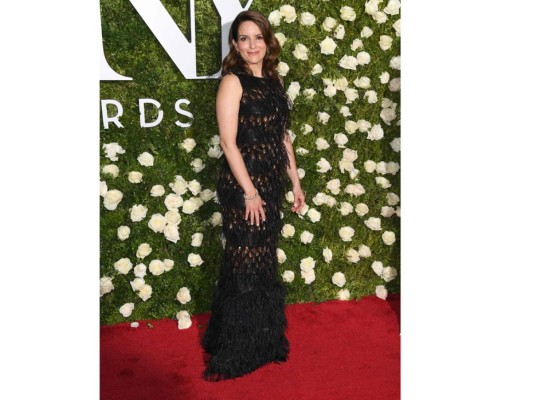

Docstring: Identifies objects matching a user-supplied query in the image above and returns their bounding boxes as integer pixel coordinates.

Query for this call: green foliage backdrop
[100,0,401,325]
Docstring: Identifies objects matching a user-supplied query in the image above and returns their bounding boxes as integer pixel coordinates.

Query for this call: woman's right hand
[244,195,267,226]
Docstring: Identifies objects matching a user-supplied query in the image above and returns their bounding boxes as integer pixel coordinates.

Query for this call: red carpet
[101,294,400,400]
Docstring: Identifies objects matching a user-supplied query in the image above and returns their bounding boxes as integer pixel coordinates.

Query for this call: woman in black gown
[201,10,306,381]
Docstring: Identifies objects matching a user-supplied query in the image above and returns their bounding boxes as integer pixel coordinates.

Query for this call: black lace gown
[201,71,293,381]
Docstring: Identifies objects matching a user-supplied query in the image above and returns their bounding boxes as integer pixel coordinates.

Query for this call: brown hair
[220,10,282,81]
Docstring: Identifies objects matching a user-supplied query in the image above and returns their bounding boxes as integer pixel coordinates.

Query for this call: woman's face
[232,21,267,69]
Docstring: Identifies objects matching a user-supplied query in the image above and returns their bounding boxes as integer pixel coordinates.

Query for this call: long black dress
[201,71,293,381]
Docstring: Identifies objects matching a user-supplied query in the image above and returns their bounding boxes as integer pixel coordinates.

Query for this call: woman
[201,10,305,381]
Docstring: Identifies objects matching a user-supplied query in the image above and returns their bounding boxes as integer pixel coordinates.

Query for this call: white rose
[114,258,133,274]
[325,195,337,208]
[376,161,387,174]
[334,24,345,40]
[276,248,287,264]
[130,277,145,291]
[169,175,189,195]
[176,310,192,329]
[390,137,401,152]
[181,199,198,214]
[148,213,166,233]
[316,157,332,173]
[382,266,397,282]
[320,37,337,55]
[278,61,290,76]
[334,133,349,148]
[338,289,351,301]
[384,0,401,15]
[300,256,316,272]
[287,81,301,101]
[364,90,378,104]
[338,202,354,216]
[357,120,372,132]
[311,64,323,76]
[117,225,130,241]
[150,185,165,197]
[387,192,400,206]
[208,145,223,159]
[372,261,384,276]
[303,88,317,99]
[134,263,147,278]
[275,32,287,47]
[358,244,371,258]
[381,107,397,125]
[200,189,215,202]
[344,183,365,196]
[188,179,201,196]
[191,232,203,247]
[342,148,358,162]
[356,51,371,65]
[340,6,356,21]
[300,11,316,25]
[268,10,281,26]
[361,26,373,38]
[380,71,390,84]
[389,77,401,92]
[100,276,114,297]
[103,189,123,211]
[297,203,309,217]
[355,203,369,216]
[282,270,295,282]
[128,171,143,184]
[339,106,351,117]
[190,158,205,173]
[130,204,148,222]
[323,84,337,97]
[376,176,392,188]
[319,247,332,265]
[164,224,180,243]
[315,138,330,150]
[137,152,154,167]
[373,11,388,23]
[211,211,223,227]
[381,206,396,217]
[382,231,396,245]
[149,259,165,276]
[376,285,388,300]
[300,230,314,244]
[364,160,377,173]
[344,120,358,134]
[136,243,152,259]
[181,138,196,153]
[344,88,358,104]
[100,181,108,197]
[386,161,400,175]
[318,111,331,125]
[102,142,125,161]
[301,269,316,284]
[326,179,341,195]
[367,124,384,141]
[339,226,355,242]
[176,287,191,304]
[164,194,184,212]
[165,210,182,225]
[346,248,360,263]
[338,55,358,70]
[280,5,297,22]
[332,272,346,288]
[322,17,338,31]
[364,217,382,231]
[379,35,393,51]
[390,55,401,71]
[354,76,371,89]
[102,164,119,178]
[396,206,401,217]
[307,208,321,223]
[293,43,309,60]
[119,303,135,318]
[138,284,152,301]
[393,19,401,37]
[187,253,204,267]
[163,259,174,272]
[281,223,295,238]
[350,38,363,51]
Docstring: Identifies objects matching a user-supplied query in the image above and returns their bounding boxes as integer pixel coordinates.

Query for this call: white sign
[100,0,253,81]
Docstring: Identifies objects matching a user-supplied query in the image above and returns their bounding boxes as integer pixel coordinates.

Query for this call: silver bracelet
[243,189,258,200]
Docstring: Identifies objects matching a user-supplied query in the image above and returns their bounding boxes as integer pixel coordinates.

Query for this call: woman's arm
[283,132,306,212]
[216,73,266,225]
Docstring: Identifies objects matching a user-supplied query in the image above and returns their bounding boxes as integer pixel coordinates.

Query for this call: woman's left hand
[291,186,306,213]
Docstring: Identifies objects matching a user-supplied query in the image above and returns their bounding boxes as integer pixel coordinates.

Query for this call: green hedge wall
[100,0,401,325]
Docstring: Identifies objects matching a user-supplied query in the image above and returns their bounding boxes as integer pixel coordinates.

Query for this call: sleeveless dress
[201,71,293,381]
